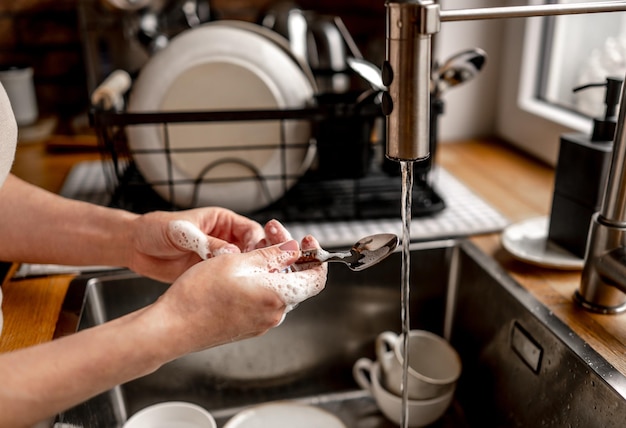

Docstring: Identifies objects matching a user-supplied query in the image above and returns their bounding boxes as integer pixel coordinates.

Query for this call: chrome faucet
[384,0,438,162]
[383,0,626,162]
[383,1,626,313]
[576,78,626,314]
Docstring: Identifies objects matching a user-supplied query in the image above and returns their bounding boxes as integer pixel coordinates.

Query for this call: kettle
[260,2,350,93]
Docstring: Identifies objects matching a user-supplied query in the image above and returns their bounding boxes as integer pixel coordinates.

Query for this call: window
[496,0,626,165]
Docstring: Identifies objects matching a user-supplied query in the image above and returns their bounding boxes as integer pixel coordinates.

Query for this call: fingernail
[266,219,280,236]
[279,240,298,252]
[300,235,316,248]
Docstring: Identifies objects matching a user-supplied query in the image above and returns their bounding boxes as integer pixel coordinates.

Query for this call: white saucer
[501,216,584,270]
[224,402,346,428]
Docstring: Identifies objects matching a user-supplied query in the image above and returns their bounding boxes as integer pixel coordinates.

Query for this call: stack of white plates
[127,21,317,213]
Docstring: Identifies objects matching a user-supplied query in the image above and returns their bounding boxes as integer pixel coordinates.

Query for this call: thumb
[244,240,301,273]
[205,236,241,259]
[168,220,239,260]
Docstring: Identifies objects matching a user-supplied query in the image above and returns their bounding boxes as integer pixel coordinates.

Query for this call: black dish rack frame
[90,96,445,224]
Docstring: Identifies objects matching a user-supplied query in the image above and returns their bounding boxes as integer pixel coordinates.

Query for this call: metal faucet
[576,78,626,314]
[384,0,439,162]
[383,1,626,313]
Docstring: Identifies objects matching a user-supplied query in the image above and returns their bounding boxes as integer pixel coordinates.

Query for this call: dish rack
[91,93,445,224]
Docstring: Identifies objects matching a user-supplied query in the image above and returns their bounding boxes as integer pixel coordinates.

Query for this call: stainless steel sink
[57,239,626,427]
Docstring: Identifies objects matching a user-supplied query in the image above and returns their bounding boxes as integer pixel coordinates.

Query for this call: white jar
[0,66,38,126]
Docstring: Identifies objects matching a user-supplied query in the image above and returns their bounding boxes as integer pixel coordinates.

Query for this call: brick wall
[0,0,386,128]
[212,0,386,61]
[0,0,86,119]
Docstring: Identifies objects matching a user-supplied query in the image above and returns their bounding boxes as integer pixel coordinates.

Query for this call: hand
[127,207,292,282]
[145,236,328,357]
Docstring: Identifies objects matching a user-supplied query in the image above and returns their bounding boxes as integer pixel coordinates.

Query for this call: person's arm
[0,307,164,428]
[0,239,327,427]
[0,174,138,267]
[0,174,286,283]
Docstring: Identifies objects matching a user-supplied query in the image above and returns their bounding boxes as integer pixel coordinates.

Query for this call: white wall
[495,13,570,166]
[435,0,506,142]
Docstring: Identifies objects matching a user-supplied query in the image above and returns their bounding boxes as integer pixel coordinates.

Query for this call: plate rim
[212,20,318,90]
[223,401,346,428]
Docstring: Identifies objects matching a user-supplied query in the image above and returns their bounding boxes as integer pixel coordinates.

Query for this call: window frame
[495,0,604,166]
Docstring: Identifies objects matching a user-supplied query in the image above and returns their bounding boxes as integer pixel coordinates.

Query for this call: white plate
[501,216,584,270]
[127,22,315,212]
[212,20,317,89]
[224,402,346,428]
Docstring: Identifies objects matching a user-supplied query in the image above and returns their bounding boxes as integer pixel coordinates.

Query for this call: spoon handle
[294,248,351,265]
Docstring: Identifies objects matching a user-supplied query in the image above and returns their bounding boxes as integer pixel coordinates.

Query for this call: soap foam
[170,220,324,320]
[269,272,324,313]
[168,220,210,260]
[238,259,325,315]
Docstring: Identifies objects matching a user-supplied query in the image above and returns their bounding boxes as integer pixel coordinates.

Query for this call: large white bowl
[123,401,216,428]
[353,358,455,427]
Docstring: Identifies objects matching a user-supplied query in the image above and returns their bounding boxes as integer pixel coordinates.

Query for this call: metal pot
[261,2,351,93]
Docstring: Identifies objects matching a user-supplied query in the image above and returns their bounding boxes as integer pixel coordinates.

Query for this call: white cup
[376,330,461,400]
[353,358,454,427]
[123,401,217,428]
[0,66,38,126]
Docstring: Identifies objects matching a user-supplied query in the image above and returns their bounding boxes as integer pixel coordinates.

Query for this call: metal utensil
[295,233,399,271]
[432,48,487,96]
[347,56,385,91]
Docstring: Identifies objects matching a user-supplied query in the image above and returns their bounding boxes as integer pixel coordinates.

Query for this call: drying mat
[286,168,509,247]
[60,160,508,249]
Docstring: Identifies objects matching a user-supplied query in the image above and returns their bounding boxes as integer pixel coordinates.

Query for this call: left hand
[127,207,292,282]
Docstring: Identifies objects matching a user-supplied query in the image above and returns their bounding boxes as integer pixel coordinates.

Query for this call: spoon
[294,233,399,271]
[346,57,386,91]
[432,48,487,96]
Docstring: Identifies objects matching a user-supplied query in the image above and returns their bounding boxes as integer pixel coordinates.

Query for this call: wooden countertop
[1,139,100,352]
[437,140,626,376]
[1,137,624,376]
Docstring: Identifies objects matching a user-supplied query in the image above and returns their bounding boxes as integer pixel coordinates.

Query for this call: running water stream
[400,161,413,428]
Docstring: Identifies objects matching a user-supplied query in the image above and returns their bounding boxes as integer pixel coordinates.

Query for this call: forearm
[0,307,171,428]
[0,174,139,266]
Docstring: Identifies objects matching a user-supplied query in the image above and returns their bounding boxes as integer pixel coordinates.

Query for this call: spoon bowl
[295,233,399,271]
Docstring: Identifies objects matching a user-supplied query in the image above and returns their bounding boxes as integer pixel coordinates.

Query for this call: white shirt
[0,82,18,336]
[0,82,16,187]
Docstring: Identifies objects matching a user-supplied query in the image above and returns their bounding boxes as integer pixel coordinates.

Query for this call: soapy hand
[167,218,325,315]
[128,208,292,283]
[257,234,327,315]
[168,218,293,261]
[149,237,327,354]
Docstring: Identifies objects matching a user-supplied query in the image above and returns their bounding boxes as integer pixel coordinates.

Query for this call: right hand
[143,236,327,359]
